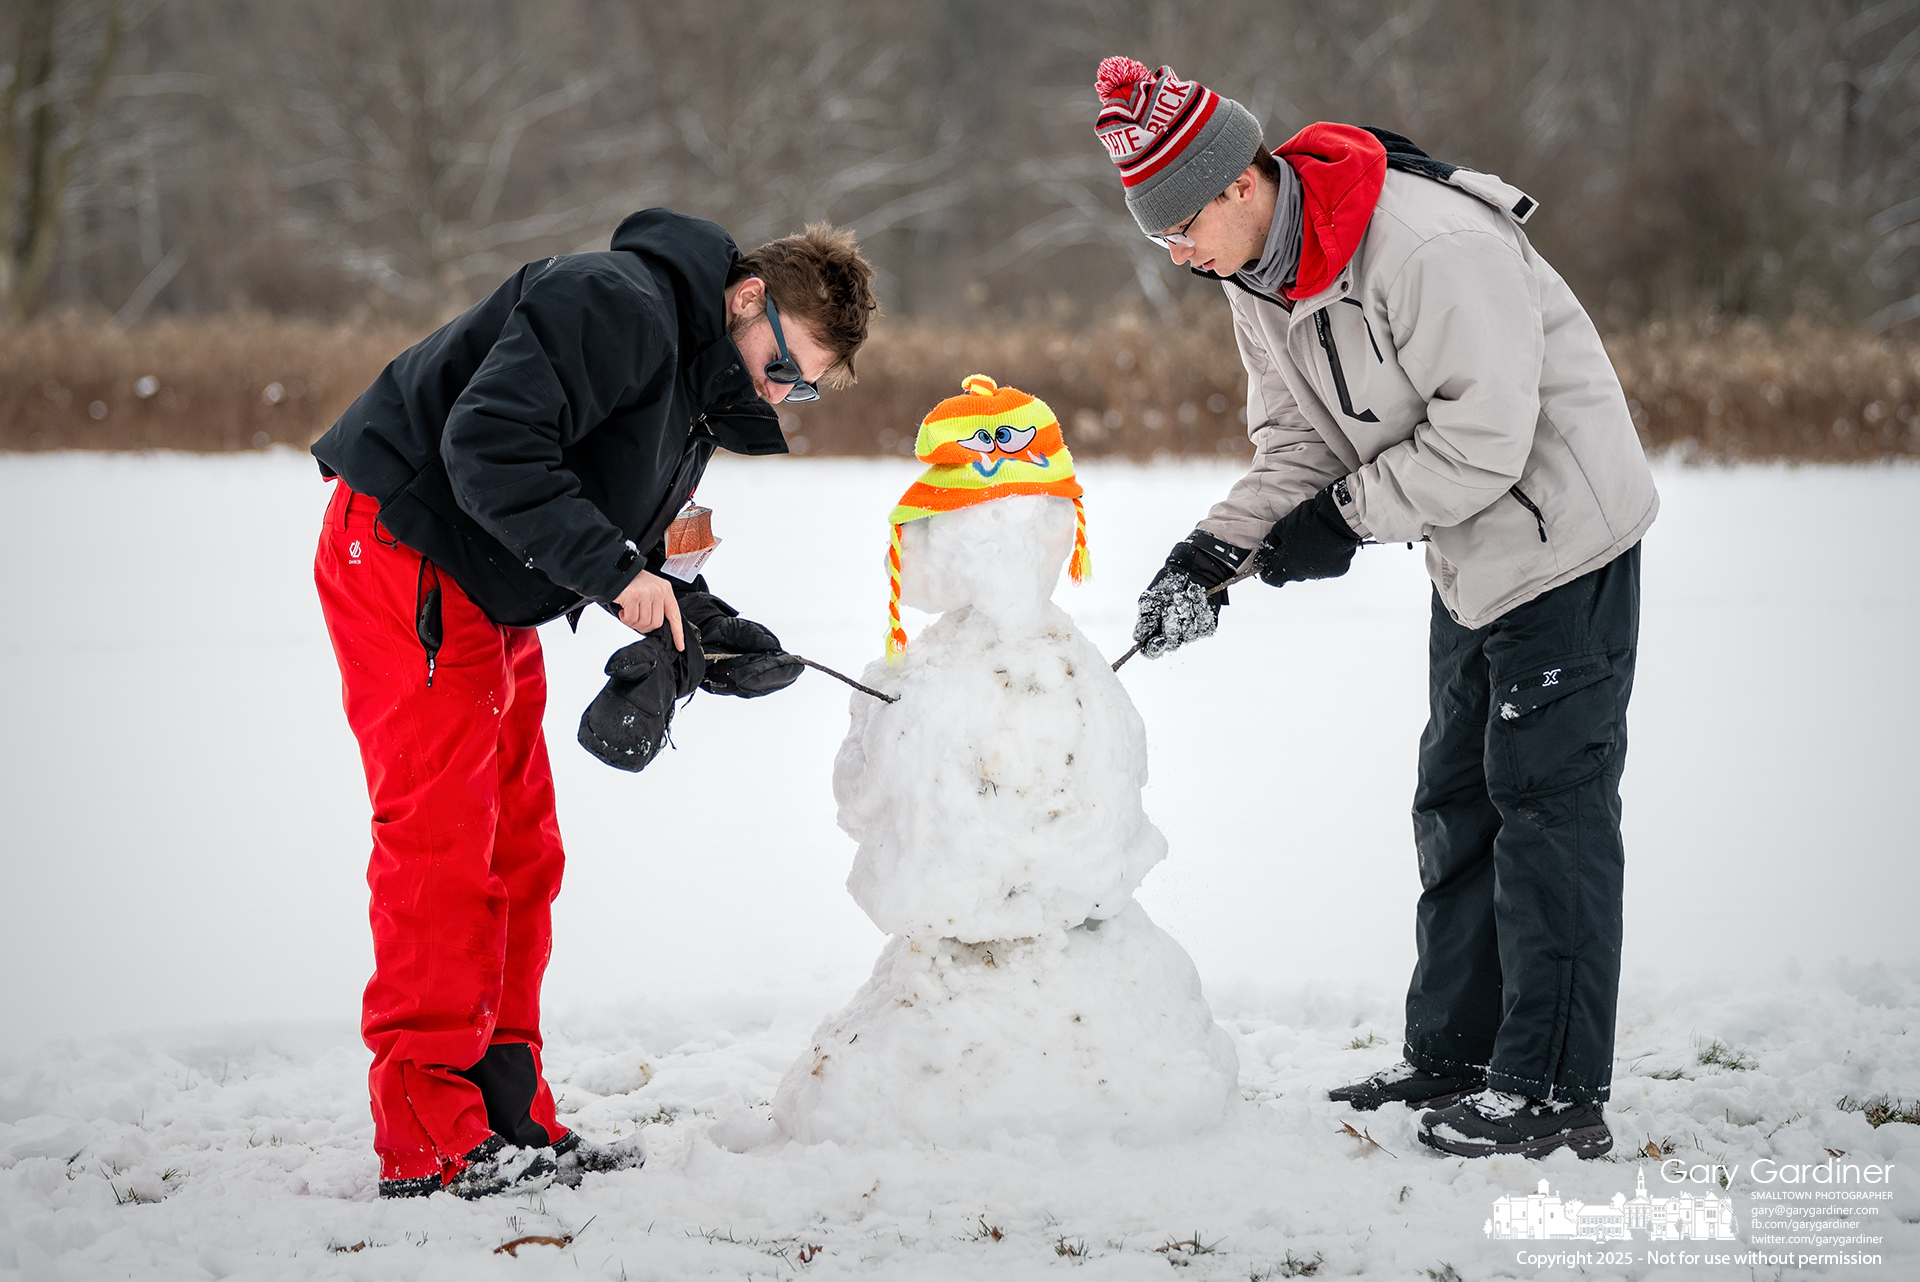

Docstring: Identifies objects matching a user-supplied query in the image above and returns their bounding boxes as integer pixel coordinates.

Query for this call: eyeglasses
[1145,204,1205,249]
[761,295,820,403]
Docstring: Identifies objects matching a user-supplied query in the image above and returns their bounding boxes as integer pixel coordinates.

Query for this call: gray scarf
[1235,159,1303,298]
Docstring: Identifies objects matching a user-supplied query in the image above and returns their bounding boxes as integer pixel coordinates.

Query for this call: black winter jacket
[312,209,787,627]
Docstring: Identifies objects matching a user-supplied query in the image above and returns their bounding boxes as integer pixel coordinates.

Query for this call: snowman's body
[769,495,1238,1147]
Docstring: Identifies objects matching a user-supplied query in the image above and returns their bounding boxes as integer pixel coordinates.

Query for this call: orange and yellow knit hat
[885,374,1090,658]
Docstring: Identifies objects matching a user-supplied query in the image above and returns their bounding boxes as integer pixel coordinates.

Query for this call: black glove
[1257,484,1363,587]
[1132,530,1252,659]
[577,632,707,772]
[678,591,804,699]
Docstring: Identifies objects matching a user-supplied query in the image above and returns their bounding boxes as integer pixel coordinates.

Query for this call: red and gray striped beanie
[1094,57,1265,236]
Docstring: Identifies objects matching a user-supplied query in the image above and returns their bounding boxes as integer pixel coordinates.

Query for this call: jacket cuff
[1328,477,1372,539]
[583,538,645,603]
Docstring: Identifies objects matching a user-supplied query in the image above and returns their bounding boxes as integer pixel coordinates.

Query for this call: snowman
[767,375,1238,1148]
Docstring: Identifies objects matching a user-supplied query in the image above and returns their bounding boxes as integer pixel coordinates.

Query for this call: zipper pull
[415,558,444,687]
[1509,486,1549,542]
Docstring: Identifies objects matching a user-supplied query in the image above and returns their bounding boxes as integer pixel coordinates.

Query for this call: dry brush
[3,315,1916,465]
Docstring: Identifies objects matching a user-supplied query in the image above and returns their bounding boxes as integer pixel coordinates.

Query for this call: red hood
[1275,123,1387,301]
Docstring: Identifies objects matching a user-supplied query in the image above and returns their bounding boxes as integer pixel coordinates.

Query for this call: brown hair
[1249,145,1283,186]
[729,224,880,388]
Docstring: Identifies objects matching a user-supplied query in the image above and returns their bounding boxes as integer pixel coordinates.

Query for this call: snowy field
[1,450,1917,1280]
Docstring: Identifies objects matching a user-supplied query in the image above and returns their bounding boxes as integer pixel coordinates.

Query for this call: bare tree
[1,0,131,317]
[1844,0,1920,330]
[217,0,621,313]
[13,0,1920,329]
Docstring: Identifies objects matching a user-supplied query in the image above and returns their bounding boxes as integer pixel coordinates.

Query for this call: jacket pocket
[1490,652,1621,799]
[1312,308,1380,423]
[1509,485,1548,542]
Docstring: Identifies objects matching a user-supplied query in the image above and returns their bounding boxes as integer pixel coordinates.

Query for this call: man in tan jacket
[1094,56,1658,1160]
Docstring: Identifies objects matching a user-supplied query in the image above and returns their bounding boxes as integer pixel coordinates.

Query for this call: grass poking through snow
[1697,1039,1759,1071]
[1838,1095,1920,1127]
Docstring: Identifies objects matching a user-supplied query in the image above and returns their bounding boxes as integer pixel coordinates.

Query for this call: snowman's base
[769,902,1239,1148]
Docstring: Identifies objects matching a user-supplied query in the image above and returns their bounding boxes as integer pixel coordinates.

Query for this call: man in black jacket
[311,209,877,1199]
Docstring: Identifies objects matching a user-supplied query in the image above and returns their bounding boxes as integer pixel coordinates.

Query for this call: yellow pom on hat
[885,374,1091,659]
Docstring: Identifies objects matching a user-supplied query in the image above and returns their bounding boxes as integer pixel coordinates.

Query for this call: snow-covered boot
[377,1134,558,1199]
[1328,1061,1486,1111]
[446,1134,559,1199]
[552,1130,646,1187]
[1416,1089,1612,1159]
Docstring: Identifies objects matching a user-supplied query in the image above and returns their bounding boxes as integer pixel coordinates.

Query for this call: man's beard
[728,305,763,346]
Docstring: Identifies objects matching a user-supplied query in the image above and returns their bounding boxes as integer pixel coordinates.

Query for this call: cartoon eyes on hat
[958,425,1039,454]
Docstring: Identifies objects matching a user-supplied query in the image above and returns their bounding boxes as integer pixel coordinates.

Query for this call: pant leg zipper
[415,558,444,686]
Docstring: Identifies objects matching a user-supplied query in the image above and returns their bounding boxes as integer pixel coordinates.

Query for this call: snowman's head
[885,375,1091,656]
[898,494,1077,626]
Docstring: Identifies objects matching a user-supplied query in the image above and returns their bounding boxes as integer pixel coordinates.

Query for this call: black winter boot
[376,1135,558,1200]
[552,1130,646,1187]
[1417,1090,1613,1159]
[1328,1061,1487,1111]
[445,1135,559,1199]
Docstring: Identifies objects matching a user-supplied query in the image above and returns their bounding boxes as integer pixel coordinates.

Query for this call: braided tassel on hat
[1069,496,1091,584]
[885,521,909,661]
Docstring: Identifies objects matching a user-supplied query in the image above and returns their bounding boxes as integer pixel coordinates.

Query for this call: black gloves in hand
[1257,484,1363,587]
[678,591,803,699]
[578,588,800,770]
[578,632,707,772]
[1133,530,1253,659]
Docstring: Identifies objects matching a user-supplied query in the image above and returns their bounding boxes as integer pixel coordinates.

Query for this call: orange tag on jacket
[662,504,719,582]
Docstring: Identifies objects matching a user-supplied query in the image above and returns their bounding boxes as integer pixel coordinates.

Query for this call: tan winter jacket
[1198,167,1658,629]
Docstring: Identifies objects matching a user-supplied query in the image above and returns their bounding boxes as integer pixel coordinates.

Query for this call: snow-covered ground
[2,451,1917,1279]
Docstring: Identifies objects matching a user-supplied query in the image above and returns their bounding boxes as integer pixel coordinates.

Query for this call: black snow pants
[1403,543,1640,1106]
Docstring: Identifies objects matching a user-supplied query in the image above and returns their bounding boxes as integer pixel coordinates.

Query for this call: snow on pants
[1403,543,1640,1107]
[314,480,567,1183]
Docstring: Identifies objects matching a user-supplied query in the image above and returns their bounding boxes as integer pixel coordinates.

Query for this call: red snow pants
[314,480,567,1183]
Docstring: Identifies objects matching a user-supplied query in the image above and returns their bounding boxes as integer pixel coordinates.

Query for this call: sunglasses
[1145,204,1204,249]
[761,295,820,403]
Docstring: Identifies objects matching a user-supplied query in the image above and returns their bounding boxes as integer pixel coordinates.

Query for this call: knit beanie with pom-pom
[1093,55,1265,237]
[884,374,1090,658]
